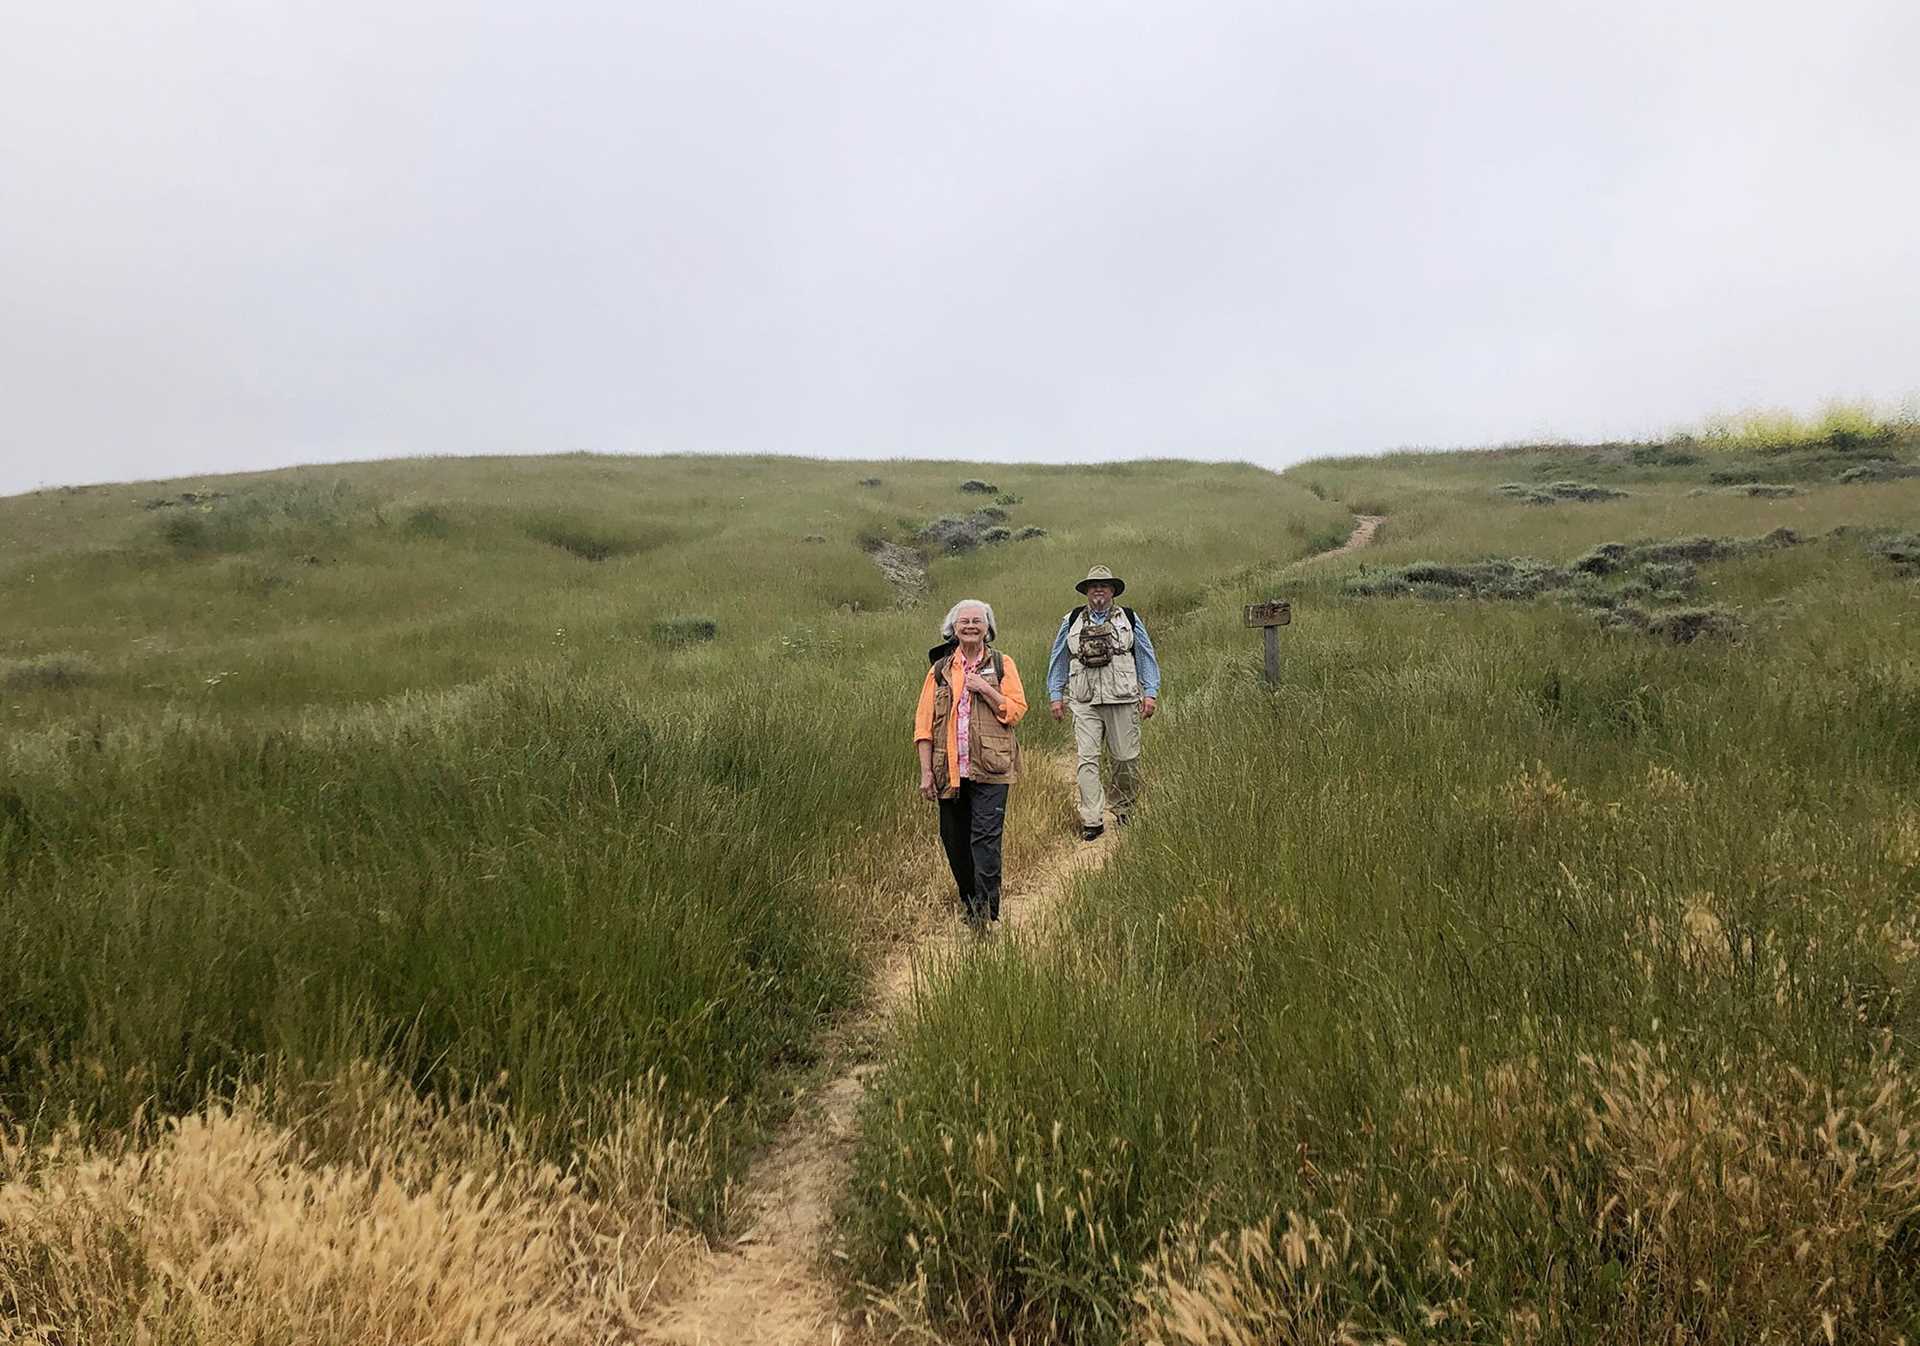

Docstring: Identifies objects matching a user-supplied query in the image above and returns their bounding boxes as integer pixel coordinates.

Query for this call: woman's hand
[919,771,938,801]
[964,671,999,701]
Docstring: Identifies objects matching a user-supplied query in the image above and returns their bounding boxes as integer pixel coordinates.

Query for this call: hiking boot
[1081,823,1105,842]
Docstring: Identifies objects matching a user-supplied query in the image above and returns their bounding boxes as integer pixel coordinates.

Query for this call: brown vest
[928,647,1021,794]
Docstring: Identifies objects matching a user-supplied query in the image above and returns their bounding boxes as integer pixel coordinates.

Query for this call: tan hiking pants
[1069,698,1141,828]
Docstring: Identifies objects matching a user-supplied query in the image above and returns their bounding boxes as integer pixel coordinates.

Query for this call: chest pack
[1068,605,1137,668]
[1078,623,1118,667]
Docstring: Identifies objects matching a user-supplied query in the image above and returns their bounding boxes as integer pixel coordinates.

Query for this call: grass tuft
[522,515,672,561]
[1494,480,1630,504]
[650,616,719,647]
[403,505,453,538]
[0,1061,709,1345]
[1,654,97,692]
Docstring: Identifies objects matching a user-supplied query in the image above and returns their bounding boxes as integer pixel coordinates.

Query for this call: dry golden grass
[1137,1214,1375,1346]
[1641,763,1696,806]
[1499,761,1584,827]
[0,1063,710,1345]
[1134,1041,1920,1346]
[1881,809,1920,872]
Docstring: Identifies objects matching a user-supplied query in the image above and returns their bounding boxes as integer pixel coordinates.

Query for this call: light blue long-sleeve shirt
[1046,604,1160,701]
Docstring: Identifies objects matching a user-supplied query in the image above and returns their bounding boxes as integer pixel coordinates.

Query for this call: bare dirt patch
[867,542,927,609]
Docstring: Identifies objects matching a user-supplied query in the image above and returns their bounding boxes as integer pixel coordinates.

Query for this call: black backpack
[927,641,1005,683]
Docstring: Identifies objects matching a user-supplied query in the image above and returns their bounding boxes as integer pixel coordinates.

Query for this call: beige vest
[1066,607,1140,705]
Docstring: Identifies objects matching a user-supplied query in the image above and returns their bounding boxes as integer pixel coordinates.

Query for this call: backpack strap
[930,641,1005,683]
[1123,606,1137,626]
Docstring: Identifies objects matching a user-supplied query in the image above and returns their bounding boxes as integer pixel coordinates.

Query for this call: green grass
[1689,398,1918,450]
[844,457,1920,1342]
[8,441,1919,1341]
[0,676,903,1220]
[0,453,1342,1231]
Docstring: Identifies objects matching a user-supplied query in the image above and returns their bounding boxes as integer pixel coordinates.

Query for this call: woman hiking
[913,599,1029,933]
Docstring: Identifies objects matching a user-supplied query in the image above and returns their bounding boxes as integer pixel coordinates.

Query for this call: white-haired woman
[913,599,1029,931]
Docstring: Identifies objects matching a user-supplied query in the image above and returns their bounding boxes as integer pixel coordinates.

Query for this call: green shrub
[1347,556,1568,599]
[523,516,671,562]
[1646,605,1744,642]
[1863,531,1920,569]
[158,513,216,552]
[403,505,452,538]
[1838,463,1920,485]
[155,480,378,554]
[1351,531,1800,644]
[1494,481,1629,504]
[1694,400,1912,449]
[650,616,718,648]
[1,654,96,692]
[918,511,1019,553]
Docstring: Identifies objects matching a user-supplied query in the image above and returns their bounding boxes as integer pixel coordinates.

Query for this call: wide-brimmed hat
[1074,564,1126,597]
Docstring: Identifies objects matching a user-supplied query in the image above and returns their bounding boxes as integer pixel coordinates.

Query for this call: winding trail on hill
[1299,512,1383,565]
[638,513,1382,1346]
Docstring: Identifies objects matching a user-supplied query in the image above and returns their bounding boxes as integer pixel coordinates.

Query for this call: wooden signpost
[1243,599,1292,685]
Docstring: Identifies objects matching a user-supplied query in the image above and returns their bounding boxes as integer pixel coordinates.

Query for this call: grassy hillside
[4,432,1918,1343]
[0,455,1340,720]
[846,431,1920,1343]
[0,453,1344,1339]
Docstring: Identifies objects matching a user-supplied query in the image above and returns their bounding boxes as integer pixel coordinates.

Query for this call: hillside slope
[5,438,1919,1344]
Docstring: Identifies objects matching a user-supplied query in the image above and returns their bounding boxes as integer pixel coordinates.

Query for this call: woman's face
[952,607,989,642]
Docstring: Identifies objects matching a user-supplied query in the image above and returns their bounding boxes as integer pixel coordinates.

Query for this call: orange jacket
[914,647,1028,786]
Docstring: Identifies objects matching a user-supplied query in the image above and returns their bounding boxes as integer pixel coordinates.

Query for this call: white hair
[940,598,997,643]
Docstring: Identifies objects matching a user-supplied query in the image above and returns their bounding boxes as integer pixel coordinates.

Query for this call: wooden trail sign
[1243,600,1292,685]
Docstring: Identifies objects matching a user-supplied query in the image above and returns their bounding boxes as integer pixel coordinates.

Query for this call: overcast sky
[2,0,1915,496]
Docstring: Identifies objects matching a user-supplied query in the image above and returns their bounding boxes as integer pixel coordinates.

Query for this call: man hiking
[1046,564,1161,841]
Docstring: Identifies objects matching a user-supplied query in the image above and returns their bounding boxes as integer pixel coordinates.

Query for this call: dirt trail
[640,515,1381,1345]
[640,756,1113,1346]
[1299,513,1383,565]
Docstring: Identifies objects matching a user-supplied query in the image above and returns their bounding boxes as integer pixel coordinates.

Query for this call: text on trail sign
[1242,600,1292,628]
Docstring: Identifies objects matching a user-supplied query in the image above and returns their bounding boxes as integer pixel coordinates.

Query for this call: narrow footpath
[639,513,1382,1346]
[1301,512,1383,564]
[640,754,1115,1346]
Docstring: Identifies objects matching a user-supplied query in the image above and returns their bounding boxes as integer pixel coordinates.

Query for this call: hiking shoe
[1081,824,1105,842]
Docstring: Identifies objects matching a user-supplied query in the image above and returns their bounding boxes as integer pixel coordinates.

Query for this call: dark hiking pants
[937,779,1009,923]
